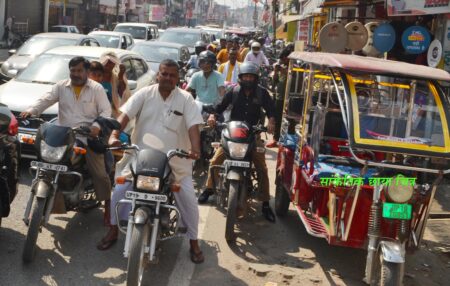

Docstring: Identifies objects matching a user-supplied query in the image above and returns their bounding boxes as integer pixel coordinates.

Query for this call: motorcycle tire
[379,252,403,286]
[274,180,290,216]
[22,197,46,263]
[127,224,150,286]
[225,180,239,242]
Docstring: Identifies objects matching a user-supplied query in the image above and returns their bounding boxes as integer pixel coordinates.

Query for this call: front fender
[379,240,405,263]
[34,180,53,198]
[226,170,242,181]
[134,207,151,225]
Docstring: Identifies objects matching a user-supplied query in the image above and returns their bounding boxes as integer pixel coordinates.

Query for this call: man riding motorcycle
[198,62,277,222]
[244,42,269,68]
[186,41,207,70]
[20,56,112,224]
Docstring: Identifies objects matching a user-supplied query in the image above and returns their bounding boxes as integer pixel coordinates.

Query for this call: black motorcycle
[22,117,120,263]
[0,104,20,228]
[211,121,267,241]
[112,145,190,286]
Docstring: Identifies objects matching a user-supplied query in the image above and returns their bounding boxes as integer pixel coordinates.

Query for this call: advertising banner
[297,20,309,42]
[387,0,450,16]
[149,5,165,22]
[401,26,431,54]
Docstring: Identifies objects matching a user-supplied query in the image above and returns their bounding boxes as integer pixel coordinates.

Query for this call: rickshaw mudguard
[378,240,405,263]
[226,170,242,181]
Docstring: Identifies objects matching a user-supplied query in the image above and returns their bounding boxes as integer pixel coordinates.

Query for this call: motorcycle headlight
[40,141,67,163]
[386,176,414,203]
[227,142,248,159]
[136,175,160,192]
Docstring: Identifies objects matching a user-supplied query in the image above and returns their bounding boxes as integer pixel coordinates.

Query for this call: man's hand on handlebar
[189,149,201,160]
[207,114,216,127]
[20,111,33,119]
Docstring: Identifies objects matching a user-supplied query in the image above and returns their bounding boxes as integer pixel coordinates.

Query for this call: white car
[0,46,156,158]
[113,23,159,43]
[88,31,135,49]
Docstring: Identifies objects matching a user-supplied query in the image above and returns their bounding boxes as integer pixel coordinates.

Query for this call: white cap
[251,42,261,48]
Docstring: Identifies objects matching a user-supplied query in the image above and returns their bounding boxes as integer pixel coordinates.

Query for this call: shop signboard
[387,0,450,16]
[297,20,309,42]
[401,26,431,54]
[444,18,450,73]
[149,5,165,22]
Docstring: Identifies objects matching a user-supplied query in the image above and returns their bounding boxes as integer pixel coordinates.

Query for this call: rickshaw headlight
[136,176,160,192]
[227,142,248,159]
[386,178,414,203]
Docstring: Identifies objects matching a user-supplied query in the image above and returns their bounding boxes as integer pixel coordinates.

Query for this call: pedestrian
[97,59,205,264]
[20,56,112,225]
[2,16,13,42]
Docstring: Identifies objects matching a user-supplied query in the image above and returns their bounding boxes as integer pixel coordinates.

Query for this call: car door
[126,35,134,49]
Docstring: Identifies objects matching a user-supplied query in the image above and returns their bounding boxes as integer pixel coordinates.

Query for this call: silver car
[88,31,135,50]
[0,33,101,82]
[0,46,156,158]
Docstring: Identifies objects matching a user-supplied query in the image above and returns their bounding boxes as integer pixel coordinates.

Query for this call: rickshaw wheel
[274,178,290,216]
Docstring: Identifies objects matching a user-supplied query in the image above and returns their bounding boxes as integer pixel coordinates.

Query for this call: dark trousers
[274,80,286,141]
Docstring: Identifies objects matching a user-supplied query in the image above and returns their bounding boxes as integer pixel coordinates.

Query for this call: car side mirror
[8,49,16,56]
[128,80,138,90]
[147,31,152,40]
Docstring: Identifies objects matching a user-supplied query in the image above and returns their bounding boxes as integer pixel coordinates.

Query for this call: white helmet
[251,42,261,49]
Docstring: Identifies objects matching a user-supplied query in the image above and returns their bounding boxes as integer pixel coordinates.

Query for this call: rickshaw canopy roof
[289,52,450,82]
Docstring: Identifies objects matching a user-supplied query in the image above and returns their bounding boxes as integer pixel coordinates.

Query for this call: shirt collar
[65,78,93,89]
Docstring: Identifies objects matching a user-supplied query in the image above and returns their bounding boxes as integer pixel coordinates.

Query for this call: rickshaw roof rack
[289,52,450,82]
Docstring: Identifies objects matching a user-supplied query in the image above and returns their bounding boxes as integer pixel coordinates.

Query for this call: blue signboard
[401,26,431,54]
[373,23,396,53]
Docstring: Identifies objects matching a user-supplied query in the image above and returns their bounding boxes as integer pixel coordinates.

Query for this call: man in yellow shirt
[216,38,232,64]
[218,48,241,84]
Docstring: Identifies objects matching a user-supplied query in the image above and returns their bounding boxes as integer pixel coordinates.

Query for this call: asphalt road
[1,148,450,286]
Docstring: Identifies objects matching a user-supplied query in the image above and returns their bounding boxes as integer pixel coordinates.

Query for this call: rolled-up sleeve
[29,84,59,116]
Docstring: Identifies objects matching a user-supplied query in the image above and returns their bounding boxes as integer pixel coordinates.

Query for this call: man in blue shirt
[187,50,225,104]
[186,41,207,69]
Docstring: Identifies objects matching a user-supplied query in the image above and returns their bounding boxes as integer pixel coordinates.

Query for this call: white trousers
[110,176,199,240]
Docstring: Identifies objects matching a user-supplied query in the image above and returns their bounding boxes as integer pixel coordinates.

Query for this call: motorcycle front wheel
[225,180,239,242]
[22,197,46,263]
[127,223,150,286]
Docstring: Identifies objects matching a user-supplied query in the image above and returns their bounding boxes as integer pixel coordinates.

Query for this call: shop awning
[281,15,304,24]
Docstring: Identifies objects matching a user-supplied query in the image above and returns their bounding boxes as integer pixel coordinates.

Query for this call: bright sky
[215,0,265,9]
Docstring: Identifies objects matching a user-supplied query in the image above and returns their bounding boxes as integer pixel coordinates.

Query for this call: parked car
[113,23,159,43]
[131,41,190,73]
[0,46,156,158]
[49,25,80,33]
[158,27,211,54]
[88,31,135,49]
[0,33,101,82]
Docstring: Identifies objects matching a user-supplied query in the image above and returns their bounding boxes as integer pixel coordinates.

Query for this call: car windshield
[131,45,179,62]
[49,26,67,32]
[159,31,201,47]
[114,26,146,40]
[16,54,93,84]
[91,34,120,48]
[17,37,78,56]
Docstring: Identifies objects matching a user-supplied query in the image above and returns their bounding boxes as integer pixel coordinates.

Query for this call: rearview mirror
[8,49,16,56]
[128,80,138,90]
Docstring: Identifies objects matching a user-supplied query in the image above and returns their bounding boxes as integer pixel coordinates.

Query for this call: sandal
[189,248,205,264]
[97,237,117,251]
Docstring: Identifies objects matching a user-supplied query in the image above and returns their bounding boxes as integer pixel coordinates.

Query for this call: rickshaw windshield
[347,74,450,153]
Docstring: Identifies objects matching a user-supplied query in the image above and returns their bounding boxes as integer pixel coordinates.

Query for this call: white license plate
[225,160,250,168]
[18,133,36,143]
[31,161,68,172]
[125,191,168,203]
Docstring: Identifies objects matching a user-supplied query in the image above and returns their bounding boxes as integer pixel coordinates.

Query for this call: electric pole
[272,0,277,49]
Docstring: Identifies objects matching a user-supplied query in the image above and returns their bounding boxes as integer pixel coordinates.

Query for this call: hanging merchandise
[401,26,431,54]
[362,22,381,57]
[345,21,368,52]
[373,23,396,53]
[427,39,443,68]
[319,22,348,53]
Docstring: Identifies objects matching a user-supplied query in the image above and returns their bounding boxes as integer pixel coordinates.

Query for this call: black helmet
[194,41,207,48]
[198,50,217,65]
[238,62,259,78]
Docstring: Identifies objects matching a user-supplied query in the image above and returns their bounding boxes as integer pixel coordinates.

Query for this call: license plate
[30,161,68,172]
[125,191,167,203]
[382,203,412,220]
[18,133,36,144]
[224,160,250,168]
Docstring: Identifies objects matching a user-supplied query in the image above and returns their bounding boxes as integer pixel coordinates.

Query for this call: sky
[215,0,265,9]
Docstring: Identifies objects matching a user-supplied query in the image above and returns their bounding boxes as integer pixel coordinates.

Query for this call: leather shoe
[265,140,278,148]
[262,205,276,223]
[198,189,213,204]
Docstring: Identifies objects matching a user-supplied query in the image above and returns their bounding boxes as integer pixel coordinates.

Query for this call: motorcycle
[211,121,267,241]
[22,116,120,263]
[0,104,20,228]
[112,145,190,286]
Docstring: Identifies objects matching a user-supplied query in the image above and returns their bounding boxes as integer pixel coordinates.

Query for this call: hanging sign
[427,39,443,67]
[387,0,450,17]
[373,23,396,53]
[319,22,348,53]
[345,21,368,51]
[401,26,431,54]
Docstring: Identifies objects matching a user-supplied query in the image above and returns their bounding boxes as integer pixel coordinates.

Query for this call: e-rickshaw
[274,52,450,285]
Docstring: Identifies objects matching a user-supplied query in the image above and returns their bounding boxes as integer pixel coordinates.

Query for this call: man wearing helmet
[186,50,225,105]
[198,62,277,223]
[244,41,269,67]
[187,41,207,69]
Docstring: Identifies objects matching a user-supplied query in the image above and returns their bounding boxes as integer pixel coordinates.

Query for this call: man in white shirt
[97,59,205,264]
[244,41,269,67]
[21,56,112,222]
